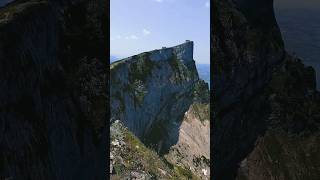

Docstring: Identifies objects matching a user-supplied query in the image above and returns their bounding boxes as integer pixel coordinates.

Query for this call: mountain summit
[110,41,210,179]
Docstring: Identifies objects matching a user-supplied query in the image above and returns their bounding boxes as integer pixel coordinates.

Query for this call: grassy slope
[110,121,200,180]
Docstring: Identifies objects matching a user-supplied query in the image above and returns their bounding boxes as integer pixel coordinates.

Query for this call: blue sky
[111,0,210,64]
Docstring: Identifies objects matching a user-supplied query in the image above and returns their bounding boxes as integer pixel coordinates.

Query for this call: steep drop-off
[236,55,320,180]
[213,0,320,179]
[111,41,199,150]
[0,0,108,179]
[110,41,210,179]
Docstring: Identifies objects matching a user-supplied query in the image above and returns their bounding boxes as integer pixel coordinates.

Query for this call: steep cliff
[110,41,210,179]
[111,41,199,151]
[164,99,210,179]
[236,55,320,180]
[213,0,320,179]
[110,120,202,179]
[163,78,210,179]
[0,0,108,179]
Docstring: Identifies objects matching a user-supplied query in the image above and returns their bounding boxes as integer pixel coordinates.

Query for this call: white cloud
[111,35,122,41]
[205,1,210,8]
[125,35,139,40]
[143,29,151,36]
[154,0,163,2]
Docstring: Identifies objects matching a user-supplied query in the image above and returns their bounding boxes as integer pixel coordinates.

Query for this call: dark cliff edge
[110,41,202,152]
[0,0,108,179]
[110,41,210,179]
[213,0,320,179]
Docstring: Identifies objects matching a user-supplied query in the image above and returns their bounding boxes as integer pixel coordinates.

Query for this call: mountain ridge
[110,41,210,179]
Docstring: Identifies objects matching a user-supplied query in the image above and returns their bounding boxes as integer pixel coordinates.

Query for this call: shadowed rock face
[0,0,108,179]
[0,1,13,7]
[234,0,277,27]
[213,0,320,179]
[110,41,201,153]
[213,0,284,178]
[236,55,320,180]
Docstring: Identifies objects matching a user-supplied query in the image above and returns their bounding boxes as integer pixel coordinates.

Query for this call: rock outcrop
[164,102,210,179]
[164,79,210,179]
[236,55,320,180]
[110,120,202,179]
[111,41,200,151]
[110,41,210,179]
[213,0,320,179]
[0,0,108,179]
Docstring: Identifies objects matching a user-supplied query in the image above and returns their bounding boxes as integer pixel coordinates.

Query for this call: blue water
[196,64,210,88]
[275,9,320,89]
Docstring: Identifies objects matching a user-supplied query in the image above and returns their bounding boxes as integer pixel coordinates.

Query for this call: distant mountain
[110,55,118,63]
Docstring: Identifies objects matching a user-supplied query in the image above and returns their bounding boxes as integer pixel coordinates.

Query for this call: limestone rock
[110,41,199,151]
[110,41,209,179]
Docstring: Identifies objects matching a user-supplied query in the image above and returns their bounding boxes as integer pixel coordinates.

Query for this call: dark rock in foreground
[213,0,320,179]
[0,0,108,179]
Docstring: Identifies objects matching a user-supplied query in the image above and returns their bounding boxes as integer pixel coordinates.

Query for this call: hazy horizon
[110,0,210,64]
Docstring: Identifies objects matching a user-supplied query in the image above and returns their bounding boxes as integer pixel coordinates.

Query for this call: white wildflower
[111,140,120,146]
[202,169,207,176]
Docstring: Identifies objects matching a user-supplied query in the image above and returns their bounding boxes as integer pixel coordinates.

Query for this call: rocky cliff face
[236,55,320,180]
[164,101,210,179]
[110,41,210,179]
[111,41,200,151]
[0,0,108,179]
[213,0,320,179]
[212,0,285,178]
[164,79,210,179]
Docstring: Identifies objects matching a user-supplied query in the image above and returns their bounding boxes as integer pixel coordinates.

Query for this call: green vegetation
[110,59,126,70]
[128,52,155,83]
[169,55,181,72]
[189,103,210,122]
[168,55,192,84]
[126,53,156,107]
[111,122,200,179]
[173,165,197,180]
[128,80,147,107]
